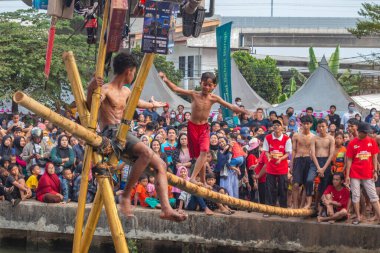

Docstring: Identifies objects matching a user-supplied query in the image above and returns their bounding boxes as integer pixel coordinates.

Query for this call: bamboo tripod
[12,0,314,251]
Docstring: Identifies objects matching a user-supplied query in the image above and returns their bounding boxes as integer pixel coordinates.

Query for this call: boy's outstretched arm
[215,95,253,116]
[159,72,193,96]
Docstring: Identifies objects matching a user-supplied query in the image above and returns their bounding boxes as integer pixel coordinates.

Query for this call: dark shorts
[101,124,140,161]
[376,176,380,188]
[293,156,312,186]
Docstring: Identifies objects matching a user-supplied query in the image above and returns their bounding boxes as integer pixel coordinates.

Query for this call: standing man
[347,118,359,140]
[160,71,249,184]
[291,116,314,208]
[262,119,292,213]
[304,119,335,209]
[306,107,318,132]
[342,102,360,131]
[161,127,177,173]
[87,52,186,222]
[328,105,341,130]
[346,122,380,225]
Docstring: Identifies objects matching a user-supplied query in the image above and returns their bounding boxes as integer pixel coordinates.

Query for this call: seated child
[205,173,234,215]
[59,168,74,203]
[26,164,41,198]
[5,164,32,206]
[147,175,156,198]
[172,166,188,206]
[134,174,159,209]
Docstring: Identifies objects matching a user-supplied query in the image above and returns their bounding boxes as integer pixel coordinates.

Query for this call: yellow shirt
[26,175,38,190]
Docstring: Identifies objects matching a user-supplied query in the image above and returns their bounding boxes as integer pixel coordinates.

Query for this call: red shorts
[187,120,210,159]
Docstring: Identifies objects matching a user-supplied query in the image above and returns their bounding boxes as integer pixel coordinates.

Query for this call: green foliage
[348,3,380,38]
[328,45,340,77]
[308,47,318,73]
[131,46,183,85]
[0,9,96,109]
[338,69,363,95]
[232,51,283,104]
[277,93,288,103]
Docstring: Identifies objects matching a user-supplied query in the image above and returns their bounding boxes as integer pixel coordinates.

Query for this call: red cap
[164,103,170,108]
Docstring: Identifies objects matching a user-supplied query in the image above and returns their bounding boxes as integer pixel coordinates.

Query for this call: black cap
[272,120,283,126]
[358,122,371,134]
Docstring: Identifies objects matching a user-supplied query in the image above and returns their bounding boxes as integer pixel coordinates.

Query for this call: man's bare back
[313,134,334,157]
[293,132,314,158]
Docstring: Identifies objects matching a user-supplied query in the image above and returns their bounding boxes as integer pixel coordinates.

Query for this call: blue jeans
[306,157,332,196]
[187,195,207,210]
[230,156,244,167]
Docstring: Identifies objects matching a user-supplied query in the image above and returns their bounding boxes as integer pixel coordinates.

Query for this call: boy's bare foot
[328,220,335,224]
[317,216,323,223]
[119,196,134,217]
[204,208,214,216]
[159,209,188,222]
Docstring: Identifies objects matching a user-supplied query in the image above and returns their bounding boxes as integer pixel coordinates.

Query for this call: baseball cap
[358,122,371,133]
[272,120,283,126]
[246,137,260,151]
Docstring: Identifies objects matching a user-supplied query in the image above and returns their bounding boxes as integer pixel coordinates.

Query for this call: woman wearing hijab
[12,136,27,172]
[0,135,12,160]
[36,162,63,203]
[365,108,377,123]
[50,135,75,174]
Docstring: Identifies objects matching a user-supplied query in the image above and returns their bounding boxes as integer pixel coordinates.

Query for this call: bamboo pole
[80,189,104,253]
[13,92,102,147]
[99,177,129,253]
[108,53,155,166]
[62,51,91,128]
[73,0,111,251]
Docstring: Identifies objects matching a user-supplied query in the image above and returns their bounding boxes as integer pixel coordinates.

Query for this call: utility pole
[271,0,273,17]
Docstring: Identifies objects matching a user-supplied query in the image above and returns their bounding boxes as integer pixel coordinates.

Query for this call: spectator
[7,113,25,134]
[161,127,177,172]
[365,108,377,123]
[73,138,85,171]
[59,168,74,203]
[50,135,75,174]
[342,102,360,131]
[268,111,278,123]
[161,103,170,119]
[176,105,185,123]
[36,163,63,203]
[143,102,160,122]
[5,164,31,205]
[328,105,341,129]
[346,122,380,225]
[151,139,168,168]
[12,136,27,172]
[172,133,192,174]
[26,164,40,197]
[305,107,318,131]
[0,135,12,160]
[262,120,292,215]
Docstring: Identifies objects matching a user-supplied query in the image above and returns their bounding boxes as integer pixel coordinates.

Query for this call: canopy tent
[213,59,272,111]
[136,65,191,111]
[272,56,365,115]
[352,94,380,111]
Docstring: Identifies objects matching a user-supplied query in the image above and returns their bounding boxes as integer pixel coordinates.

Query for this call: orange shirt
[135,184,149,207]
[168,185,174,199]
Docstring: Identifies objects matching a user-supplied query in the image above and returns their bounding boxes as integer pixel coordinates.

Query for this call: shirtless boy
[304,119,335,209]
[291,116,314,208]
[160,72,250,184]
[87,52,187,222]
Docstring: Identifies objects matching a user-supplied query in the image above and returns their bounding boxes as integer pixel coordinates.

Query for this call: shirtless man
[160,72,250,184]
[291,116,314,208]
[87,52,187,222]
[304,119,335,209]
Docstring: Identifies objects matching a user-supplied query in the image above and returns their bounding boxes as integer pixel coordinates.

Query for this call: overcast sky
[1,0,378,17]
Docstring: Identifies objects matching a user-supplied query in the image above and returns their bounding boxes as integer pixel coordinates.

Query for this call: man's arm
[137,96,166,109]
[345,157,352,185]
[86,77,106,109]
[159,72,194,96]
[310,137,320,171]
[291,134,298,173]
[373,153,378,182]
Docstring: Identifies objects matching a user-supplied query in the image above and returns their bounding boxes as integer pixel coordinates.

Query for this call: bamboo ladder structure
[12,2,314,251]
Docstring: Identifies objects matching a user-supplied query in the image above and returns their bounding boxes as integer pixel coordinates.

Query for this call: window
[179,56,186,77]
[195,55,202,77]
[188,56,194,78]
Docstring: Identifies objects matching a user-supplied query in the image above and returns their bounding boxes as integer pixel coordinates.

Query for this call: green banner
[216,22,233,118]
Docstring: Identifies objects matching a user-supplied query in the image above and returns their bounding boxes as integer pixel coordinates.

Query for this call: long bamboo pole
[80,189,104,253]
[73,0,111,251]
[13,92,102,147]
[62,51,90,128]
[99,177,129,253]
[108,53,155,166]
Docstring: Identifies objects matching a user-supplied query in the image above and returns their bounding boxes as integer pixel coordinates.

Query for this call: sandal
[352,219,361,225]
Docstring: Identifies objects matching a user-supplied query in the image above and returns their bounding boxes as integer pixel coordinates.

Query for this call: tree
[232,51,282,104]
[338,69,363,95]
[348,3,380,38]
[0,9,96,110]
[308,47,318,73]
[328,45,340,77]
[131,46,183,85]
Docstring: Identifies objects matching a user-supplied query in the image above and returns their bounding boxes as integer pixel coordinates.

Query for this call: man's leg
[304,163,318,209]
[363,179,380,222]
[318,209,348,223]
[292,158,302,208]
[351,178,362,223]
[190,151,208,184]
[278,174,288,208]
[265,174,276,206]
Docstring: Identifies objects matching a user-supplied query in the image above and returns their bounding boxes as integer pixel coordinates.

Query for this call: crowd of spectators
[0,99,379,225]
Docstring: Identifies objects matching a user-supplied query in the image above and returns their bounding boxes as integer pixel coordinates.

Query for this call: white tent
[136,65,192,111]
[352,94,380,110]
[272,56,365,115]
[213,59,272,111]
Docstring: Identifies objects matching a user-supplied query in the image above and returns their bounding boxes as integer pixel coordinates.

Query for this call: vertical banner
[216,22,233,118]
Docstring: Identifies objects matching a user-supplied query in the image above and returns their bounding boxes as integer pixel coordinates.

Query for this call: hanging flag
[216,22,233,118]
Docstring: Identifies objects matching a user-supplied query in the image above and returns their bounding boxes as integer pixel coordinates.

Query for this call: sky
[1,0,380,58]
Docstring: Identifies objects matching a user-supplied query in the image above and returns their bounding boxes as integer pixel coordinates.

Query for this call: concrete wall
[0,201,379,253]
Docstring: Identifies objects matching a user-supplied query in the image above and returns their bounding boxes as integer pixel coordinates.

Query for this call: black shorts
[101,124,140,161]
[293,156,312,186]
[376,176,380,188]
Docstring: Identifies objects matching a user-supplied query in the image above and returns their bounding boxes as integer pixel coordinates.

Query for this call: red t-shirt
[255,152,268,183]
[136,184,149,207]
[246,154,258,169]
[323,185,350,211]
[346,137,379,179]
[231,142,246,158]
